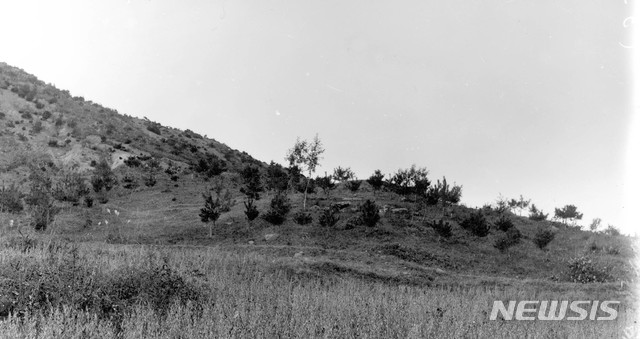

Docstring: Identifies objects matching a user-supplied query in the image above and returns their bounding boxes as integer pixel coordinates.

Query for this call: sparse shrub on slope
[263,191,291,225]
[91,158,118,193]
[315,175,335,195]
[360,199,380,227]
[244,198,259,222]
[533,228,555,250]
[528,204,548,221]
[460,210,490,237]
[266,161,289,192]
[345,179,362,192]
[319,206,340,227]
[494,214,514,232]
[567,256,612,283]
[53,171,90,203]
[200,191,224,238]
[494,227,522,253]
[427,219,452,238]
[293,211,313,225]
[366,169,385,193]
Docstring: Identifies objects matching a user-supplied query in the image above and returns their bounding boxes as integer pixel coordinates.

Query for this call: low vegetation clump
[493,215,514,232]
[345,179,362,192]
[533,228,555,250]
[359,199,380,227]
[293,211,313,225]
[427,219,452,238]
[460,210,490,237]
[493,228,522,253]
[263,191,291,225]
[567,256,612,283]
[319,206,340,227]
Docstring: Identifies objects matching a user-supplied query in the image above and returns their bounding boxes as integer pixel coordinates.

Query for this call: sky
[0,0,637,234]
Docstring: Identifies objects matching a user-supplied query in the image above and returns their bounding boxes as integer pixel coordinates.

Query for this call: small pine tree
[244,197,259,222]
[366,170,385,193]
[494,215,514,232]
[554,204,583,225]
[533,228,555,250]
[589,218,602,232]
[332,166,355,183]
[91,158,118,193]
[200,192,223,238]
[263,191,291,225]
[345,179,362,192]
[428,219,452,238]
[494,228,522,253]
[293,211,313,225]
[319,206,340,227]
[460,210,490,237]
[360,200,380,227]
[240,165,263,200]
[528,204,548,221]
[315,175,335,195]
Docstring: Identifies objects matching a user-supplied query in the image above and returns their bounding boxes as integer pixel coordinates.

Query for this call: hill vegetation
[0,62,638,337]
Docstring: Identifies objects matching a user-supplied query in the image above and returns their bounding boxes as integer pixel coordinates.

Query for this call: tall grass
[0,234,637,338]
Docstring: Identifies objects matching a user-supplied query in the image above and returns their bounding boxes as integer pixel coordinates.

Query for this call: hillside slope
[0,62,637,299]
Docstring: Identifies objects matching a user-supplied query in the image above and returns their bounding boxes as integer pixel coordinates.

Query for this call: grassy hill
[0,62,638,337]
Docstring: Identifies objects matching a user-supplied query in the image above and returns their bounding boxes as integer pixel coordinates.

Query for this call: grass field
[0,231,637,338]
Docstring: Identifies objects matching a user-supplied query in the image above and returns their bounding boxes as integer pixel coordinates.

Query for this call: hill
[0,62,638,336]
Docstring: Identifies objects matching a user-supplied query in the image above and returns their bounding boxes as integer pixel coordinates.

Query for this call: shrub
[124,156,142,167]
[345,180,362,192]
[144,174,157,187]
[47,139,59,147]
[360,199,380,227]
[35,101,45,109]
[84,195,94,208]
[53,171,90,203]
[244,198,260,221]
[528,204,548,221]
[533,228,555,249]
[263,191,291,225]
[42,110,52,120]
[494,215,514,232]
[265,161,289,192]
[428,219,452,238]
[319,206,340,227]
[293,211,313,225]
[493,227,522,253]
[387,165,430,198]
[460,210,490,237]
[315,175,335,195]
[366,170,385,192]
[567,256,612,283]
[91,158,118,192]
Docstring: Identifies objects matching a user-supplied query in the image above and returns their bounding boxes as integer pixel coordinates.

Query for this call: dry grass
[0,235,637,338]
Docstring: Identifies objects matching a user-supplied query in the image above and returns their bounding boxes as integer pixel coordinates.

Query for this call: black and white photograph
[0,1,638,337]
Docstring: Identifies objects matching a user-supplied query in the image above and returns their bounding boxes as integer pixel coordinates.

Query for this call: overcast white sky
[0,0,637,234]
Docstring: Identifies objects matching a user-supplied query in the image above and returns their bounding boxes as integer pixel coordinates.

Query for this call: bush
[263,191,291,225]
[428,219,452,238]
[460,210,490,237]
[84,195,94,208]
[53,171,90,203]
[47,139,58,147]
[533,228,555,249]
[144,174,157,187]
[345,180,362,192]
[360,199,380,227]
[293,211,313,225]
[494,215,514,232]
[366,170,385,192]
[567,256,612,283]
[244,198,259,221]
[493,228,522,253]
[319,206,340,227]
